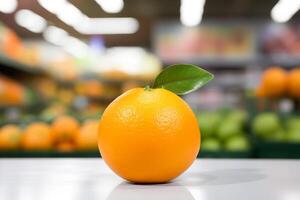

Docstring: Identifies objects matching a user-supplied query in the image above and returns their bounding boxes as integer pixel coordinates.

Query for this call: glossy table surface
[0,158,300,200]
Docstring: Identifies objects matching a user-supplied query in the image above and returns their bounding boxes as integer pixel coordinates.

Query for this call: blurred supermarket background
[1,0,300,158]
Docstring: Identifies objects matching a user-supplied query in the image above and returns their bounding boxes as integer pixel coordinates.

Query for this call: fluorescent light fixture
[43,26,69,46]
[38,0,138,34]
[0,0,17,13]
[95,0,124,13]
[15,9,47,33]
[63,36,88,58]
[43,26,88,58]
[75,17,139,34]
[37,0,66,14]
[38,0,86,28]
[180,0,206,26]
[271,0,300,23]
[56,3,86,27]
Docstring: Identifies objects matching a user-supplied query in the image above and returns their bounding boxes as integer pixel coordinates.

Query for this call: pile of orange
[0,124,22,150]
[75,80,120,100]
[0,116,99,152]
[0,76,26,106]
[256,67,300,99]
[76,120,98,151]
[76,80,104,97]
[22,122,53,151]
[51,116,99,152]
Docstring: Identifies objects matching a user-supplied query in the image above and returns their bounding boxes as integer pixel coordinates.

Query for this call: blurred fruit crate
[248,99,300,158]
[196,109,252,158]
[254,140,300,159]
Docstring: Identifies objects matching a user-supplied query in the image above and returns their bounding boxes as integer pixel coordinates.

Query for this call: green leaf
[152,64,214,95]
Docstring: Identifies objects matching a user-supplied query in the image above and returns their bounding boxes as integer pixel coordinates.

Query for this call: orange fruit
[56,142,74,152]
[81,80,104,97]
[98,88,200,183]
[52,115,80,143]
[22,122,53,151]
[0,76,25,105]
[76,120,98,151]
[5,81,25,105]
[287,68,300,99]
[261,67,287,97]
[0,124,21,150]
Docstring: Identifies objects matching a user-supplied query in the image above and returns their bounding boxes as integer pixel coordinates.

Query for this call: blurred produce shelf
[250,111,300,159]
[2,19,300,159]
[244,66,300,158]
[156,21,300,69]
[0,150,254,158]
[0,54,44,75]
[0,151,100,158]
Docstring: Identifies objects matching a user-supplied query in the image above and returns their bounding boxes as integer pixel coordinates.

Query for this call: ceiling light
[15,9,47,33]
[43,26,69,46]
[37,0,66,14]
[0,0,17,13]
[56,3,86,27]
[271,0,300,23]
[180,0,206,26]
[39,0,86,29]
[95,0,124,13]
[75,17,139,34]
[38,0,138,35]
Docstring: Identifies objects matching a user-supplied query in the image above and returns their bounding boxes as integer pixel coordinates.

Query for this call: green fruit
[227,110,248,124]
[217,120,241,140]
[287,117,300,131]
[201,138,222,151]
[268,129,286,142]
[252,113,280,138]
[286,130,300,143]
[24,88,36,105]
[224,135,250,151]
[197,112,221,137]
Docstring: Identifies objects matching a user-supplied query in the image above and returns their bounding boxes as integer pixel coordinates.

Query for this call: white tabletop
[0,158,300,200]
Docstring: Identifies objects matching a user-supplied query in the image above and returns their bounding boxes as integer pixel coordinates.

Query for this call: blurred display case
[153,21,257,66]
